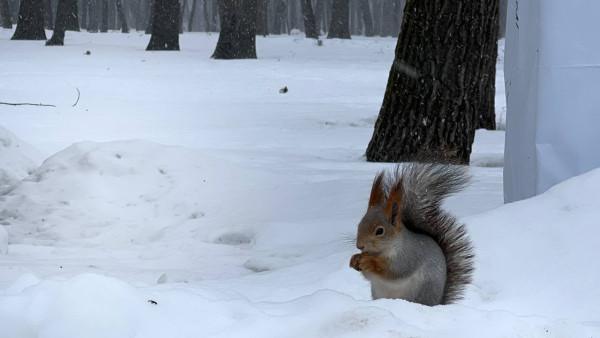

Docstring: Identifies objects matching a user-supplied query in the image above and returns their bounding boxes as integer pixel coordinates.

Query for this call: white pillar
[504,0,600,203]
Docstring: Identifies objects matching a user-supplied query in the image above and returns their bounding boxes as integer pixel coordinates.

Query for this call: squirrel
[350,162,474,306]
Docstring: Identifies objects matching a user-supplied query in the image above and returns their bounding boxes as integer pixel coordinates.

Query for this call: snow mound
[466,167,600,323]
[0,126,44,195]
[0,272,591,338]
[0,140,270,248]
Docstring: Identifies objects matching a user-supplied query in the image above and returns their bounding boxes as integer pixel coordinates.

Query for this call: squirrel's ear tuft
[368,171,386,209]
[384,181,403,226]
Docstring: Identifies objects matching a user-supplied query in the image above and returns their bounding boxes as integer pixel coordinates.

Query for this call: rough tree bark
[46,0,77,45]
[62,0,79,31]
[116,0,128,32]
[327,0,350,39]
[301,0,318,39]
[11,0,46,40]
[146,0,180,50]
[358,0,372,36]
[255,0,268,36]
[0,0,12,28]
[366,0,499,164]
[212,0,257,59]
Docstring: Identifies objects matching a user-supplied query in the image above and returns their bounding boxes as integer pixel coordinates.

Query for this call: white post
[504,0,600,203]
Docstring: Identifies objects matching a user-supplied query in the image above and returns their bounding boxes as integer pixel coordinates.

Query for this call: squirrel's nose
[357,244,364,251]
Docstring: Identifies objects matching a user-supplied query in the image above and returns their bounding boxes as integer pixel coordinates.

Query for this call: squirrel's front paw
[350,253,362,271]
[357,253,387,275]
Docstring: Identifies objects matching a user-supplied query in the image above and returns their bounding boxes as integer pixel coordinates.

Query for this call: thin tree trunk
[146,0,180,50]
[43,0,52,29]
[179,0,185,33]
[0,0,12,28]
[188,0,196,31]
[11,0,46,39]
[87,0,99,32]
[273,0,285,35]
[300,0,318,39]
[116,0,128,32]
[212,0,257,59]
[145,0,154,33]
[100,0,108,31]
[327,0,350,39]
[255,0,268,36]
[366,0,499,164]
[46,0,77,45]
[81,0,88,29]
[358,0,372,36]
[135,0,144,30]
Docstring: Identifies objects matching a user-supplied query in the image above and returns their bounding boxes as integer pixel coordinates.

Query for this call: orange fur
[357,252,389,278]
[368,171,385,208]
[384,181,403,227]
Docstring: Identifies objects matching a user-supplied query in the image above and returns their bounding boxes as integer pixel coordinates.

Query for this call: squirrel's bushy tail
[395,163,474,304]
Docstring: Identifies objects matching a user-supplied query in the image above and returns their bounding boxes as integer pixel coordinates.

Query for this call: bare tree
[212,0,257,59]
[0,0,11,28]
[366,0,499,164]
[116,0,129,32]
[46,0,78,45]
[301,0,318,39]
[11,0,46,40]
[327,0,350,39]
[146,0,180,50]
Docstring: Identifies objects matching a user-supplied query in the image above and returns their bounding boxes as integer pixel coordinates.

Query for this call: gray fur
[355,163,474,305]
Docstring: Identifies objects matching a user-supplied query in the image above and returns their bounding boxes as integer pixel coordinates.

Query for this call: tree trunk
[188,0,196,31]
[273,0,285,35]
[100,0,108,31]
[327,0,349,39]
[116,0,128,32]
[498,0,507,38]
[301,0,318,39]
[0,0,12,28]
[11,0,46,39]
[146,0,180,50]
[81,0,88,29]
[179,0,185,33]
[358,0,372,36]
[145,0,154,33]
[212,0,257,59]
[65,0,79,31]
[46,0,76,45]
[87,0,99,32]
[255,0,268,36]
[43,0,52,29]
[366,0,499,164]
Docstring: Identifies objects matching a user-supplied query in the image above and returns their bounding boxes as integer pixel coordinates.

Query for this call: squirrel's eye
[375,227,384,236]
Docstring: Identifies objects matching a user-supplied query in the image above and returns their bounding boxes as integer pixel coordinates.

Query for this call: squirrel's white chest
[364,270,423,301]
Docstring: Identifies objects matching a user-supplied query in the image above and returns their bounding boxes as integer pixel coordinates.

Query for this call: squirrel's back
[398,163,474,304]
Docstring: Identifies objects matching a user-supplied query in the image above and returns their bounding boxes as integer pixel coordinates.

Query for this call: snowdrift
[0,126,44,195]
[0,140,598,337]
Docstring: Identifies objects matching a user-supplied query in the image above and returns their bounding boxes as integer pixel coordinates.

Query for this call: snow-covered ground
[0,30,597,337]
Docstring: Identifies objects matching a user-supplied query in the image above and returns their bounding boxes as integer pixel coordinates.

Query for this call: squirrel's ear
[368,171,385,208]
[384,181,403,227]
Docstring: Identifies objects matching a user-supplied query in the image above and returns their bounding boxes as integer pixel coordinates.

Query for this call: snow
[1,30,598,336]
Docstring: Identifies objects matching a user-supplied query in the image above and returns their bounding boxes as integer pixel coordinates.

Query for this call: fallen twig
[0,102,56,107]
[72,88,80,107]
